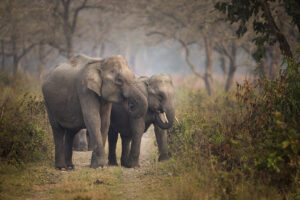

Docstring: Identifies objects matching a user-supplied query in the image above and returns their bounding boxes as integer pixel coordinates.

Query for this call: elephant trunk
[123,83,148,118]
[155,104,175,129]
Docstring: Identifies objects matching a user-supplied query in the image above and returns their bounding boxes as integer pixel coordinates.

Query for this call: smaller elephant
[73,129,88,151]
[108,74,175,168]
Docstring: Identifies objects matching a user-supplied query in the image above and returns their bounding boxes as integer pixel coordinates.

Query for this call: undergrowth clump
[0,72,52,168]
[168,58,300,199]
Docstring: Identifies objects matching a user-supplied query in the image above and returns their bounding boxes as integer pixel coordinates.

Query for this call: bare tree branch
[147,31,204,79]
[71,0,88,32]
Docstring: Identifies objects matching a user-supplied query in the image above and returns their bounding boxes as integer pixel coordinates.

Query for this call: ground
[0,127,174,200]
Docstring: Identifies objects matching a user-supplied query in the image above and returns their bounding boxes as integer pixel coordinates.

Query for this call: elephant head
[146,74,175,129]
[83,55,147,118]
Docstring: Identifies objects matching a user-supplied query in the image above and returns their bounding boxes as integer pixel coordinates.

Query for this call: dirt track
[21,127,163,200]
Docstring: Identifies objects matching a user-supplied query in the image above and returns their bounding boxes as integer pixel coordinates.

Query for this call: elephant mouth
[153,107,174,129]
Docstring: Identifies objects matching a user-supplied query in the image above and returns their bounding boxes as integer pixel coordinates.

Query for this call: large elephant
[108,74,175,168]
[42,54,147,169]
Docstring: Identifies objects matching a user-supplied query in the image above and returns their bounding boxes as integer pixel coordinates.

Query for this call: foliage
[168,58,300,198]
[0,72,52,167]
[215,0,299,59]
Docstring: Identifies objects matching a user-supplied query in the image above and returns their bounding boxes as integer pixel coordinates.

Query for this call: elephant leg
[108,127,118,166]
[51,123,66,170]
[100,101,112,148]
[90,101,112,168]
[126,119,144,168]
[65,131,75,170]
[154,125,169,161]
[86,130,92,151]
[120,135,131,167]
[80,94,105,168]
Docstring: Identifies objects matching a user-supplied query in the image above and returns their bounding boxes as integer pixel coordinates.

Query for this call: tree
[215,0,300,59]
[48,0,107,58]
[0,0,51,76]
[133,0,219,95]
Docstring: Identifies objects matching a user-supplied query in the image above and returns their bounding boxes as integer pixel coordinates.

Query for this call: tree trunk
[204,36,214,96]
[99,41,106,57]
[66,35,73,59]
[11,36,19,77]
[225,41,237,92]
[129,54,136,73]
[269,44,281,80]
[0,40,5,72]
[37,44,46,80]
[261,0,293,58]
[219,55,227,78]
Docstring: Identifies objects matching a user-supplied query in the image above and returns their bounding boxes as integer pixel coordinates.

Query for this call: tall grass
[167,59,300,199]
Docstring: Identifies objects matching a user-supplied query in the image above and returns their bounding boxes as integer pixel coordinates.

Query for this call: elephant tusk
[163,112,168,123]
[175,116,179,123]
[159,112,169,124]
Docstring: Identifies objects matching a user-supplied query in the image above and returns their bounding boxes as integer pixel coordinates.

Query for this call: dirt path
[8,127,165,200]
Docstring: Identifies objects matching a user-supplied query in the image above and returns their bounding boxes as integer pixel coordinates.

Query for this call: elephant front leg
[120,135,131,167]
[80,94,106,168]
[154,126,169,161]
[108,127,118,166]
[65,132,75,170]
[125,119,144,168]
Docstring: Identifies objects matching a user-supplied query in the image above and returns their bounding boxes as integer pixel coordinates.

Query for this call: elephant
[108,74,175,168]
[73,129,88,151]
[42,54,147,169]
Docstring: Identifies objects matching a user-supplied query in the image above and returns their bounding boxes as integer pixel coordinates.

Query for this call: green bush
[168,58,300,198]
[0,73,52,167]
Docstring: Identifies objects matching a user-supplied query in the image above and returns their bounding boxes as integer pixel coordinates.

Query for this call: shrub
[0,73,52,167]
[168,58,299,198]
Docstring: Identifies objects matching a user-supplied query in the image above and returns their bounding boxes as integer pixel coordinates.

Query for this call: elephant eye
[158,93,164,101]
[116,77,123,86]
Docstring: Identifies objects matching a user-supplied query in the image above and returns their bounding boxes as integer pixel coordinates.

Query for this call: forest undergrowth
[166,58,300,199]
[0,59,299,200]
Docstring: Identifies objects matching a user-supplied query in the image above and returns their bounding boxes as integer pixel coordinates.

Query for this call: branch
[17,43,38,61]
[48,41,67,55]
[216,41,234,62]
[147,31,204,79]
[178,39,205,79]
[71,0,88,32]
[260,0,293,58]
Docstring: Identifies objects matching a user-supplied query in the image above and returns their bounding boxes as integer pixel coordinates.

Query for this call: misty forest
[0,0,299,199]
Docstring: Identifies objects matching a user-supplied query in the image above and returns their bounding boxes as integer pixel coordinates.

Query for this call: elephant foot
[55,162,66,170]
[66,164,75,170]
[122,159,140,168]
[91,152,106,168]
[158,154,169,162]
[55,167,67,171]
[108,155,118,166]
[108,160,118,166]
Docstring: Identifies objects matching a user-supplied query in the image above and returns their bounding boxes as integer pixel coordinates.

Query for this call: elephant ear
[84,62,102,97]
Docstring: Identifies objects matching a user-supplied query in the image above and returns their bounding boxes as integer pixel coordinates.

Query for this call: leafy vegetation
[167,58,300,199]
[0,72,53,168]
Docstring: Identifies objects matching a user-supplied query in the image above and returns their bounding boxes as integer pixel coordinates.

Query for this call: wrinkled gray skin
[108,74,175,168]
[42,54,147,169]
[73,129,88,151]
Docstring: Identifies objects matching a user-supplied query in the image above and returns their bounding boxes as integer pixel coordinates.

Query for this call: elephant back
[68,54,103,68]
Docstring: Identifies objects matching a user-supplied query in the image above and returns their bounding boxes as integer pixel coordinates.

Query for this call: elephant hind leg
[49,119,67,170]
[108,127,118,166]
[65,130,76,170]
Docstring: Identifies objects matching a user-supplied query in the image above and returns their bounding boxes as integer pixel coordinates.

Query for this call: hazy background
[2,0,296,94]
